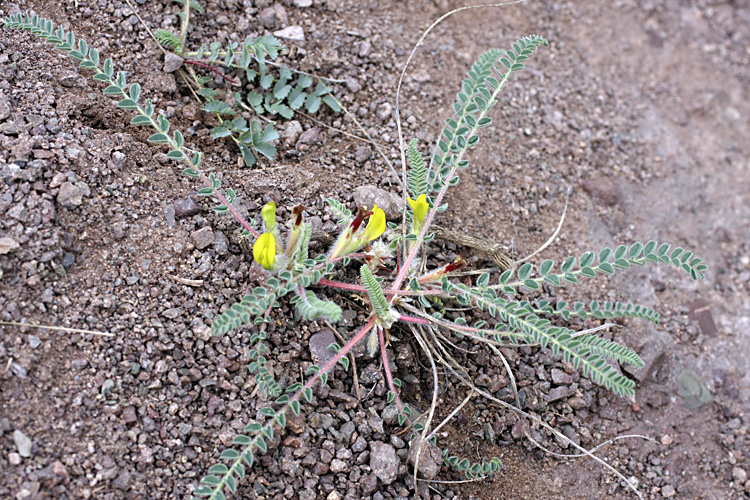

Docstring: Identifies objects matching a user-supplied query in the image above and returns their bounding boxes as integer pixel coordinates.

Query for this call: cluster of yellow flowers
[252,194,430,272]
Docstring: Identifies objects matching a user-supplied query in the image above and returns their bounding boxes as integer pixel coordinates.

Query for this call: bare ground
[1,0,749,499]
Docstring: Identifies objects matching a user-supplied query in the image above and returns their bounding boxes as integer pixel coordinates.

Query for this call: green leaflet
[407,138,429,198]
[295,291,342,322]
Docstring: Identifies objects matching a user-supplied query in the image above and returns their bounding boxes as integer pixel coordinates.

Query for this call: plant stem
[184,59,240,85]
[391,67,513,292]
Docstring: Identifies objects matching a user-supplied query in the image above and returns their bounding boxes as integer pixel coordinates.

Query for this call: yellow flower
[407,194,429,232]
[253,232,276,270]
[328,205,387,261]
[261,201,277,232]
[361,205,386,242]
[261,201,283,250]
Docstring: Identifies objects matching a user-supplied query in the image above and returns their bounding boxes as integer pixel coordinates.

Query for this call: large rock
[406,437,441,479]
[0,237,20,255]
[13,430,32,457]
[190,227,215,250]
[369,441,399,485]
[623,331,667,382]
[310,329,337,367]
[274,26,305,42]
[163,53,184,73]
[57,182,84,208]
[173,197,201,218]
[352,185,403,221]
[0,94,11,121]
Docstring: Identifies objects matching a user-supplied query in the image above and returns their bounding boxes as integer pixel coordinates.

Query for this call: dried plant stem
[0,320,114,337]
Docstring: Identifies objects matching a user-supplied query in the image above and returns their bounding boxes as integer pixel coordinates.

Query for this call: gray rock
[28,335,42,348]
[329,389,358,410]
[359,40,372,58]
[582,177,619,207]
[1,120,22,135]
[59,73,80,88]
[292,0,313,6]
[310,329,337,367]
[112,468,132,490]
[274,26,305,42]
[101,466,119,480]
[406,437,441,479]
[62,253,75,268]
[345,76,361,93]
[377,102,392,122]
[162,307,182,319]
[214,230,228,255]
[163,53,184,73]
[367,411,384,433]
[381,403,399,425]
[121,407,138,425]
[112,222,128,240]
[259,7,277,28]
[57,182,84,208]
[164,205,176,228]
[411,69,431,83]
[369,441,399,484]
[0,236,20,255]
[547,386,569,402]
[623,332,667,382]
[173,197,201,218]
[550,368,573,385]
[330,458,349,473]
[352,185,403,221]
[0,94,10,121]
[10,362,27,379]
[298,127,321,145]
[13,430,32,457]
[282,120,303,144]
[355,146,372,163]
[191,226,215,250]
[361,473,378,495]
[352,435,368,453]
[25,114,44,127]
[732,467,747,485]
[71,358,89,371]
[7,202,27,221]
[110,151,126,168]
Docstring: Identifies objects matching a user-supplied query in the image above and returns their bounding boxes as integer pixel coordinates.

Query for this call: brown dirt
[1,0,749,499]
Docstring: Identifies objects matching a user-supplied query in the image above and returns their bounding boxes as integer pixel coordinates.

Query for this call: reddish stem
[397,314,432,325]
[379,326,405,414]
[184,59,241,86]
[301,316,375,387]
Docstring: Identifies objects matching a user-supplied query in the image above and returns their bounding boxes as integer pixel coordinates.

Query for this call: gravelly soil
[1,0,749,499]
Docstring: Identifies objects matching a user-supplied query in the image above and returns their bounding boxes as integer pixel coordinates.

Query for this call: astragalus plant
[3,10,706,500]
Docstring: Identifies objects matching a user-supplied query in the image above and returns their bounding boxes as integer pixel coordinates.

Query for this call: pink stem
[379,326,405,414]
[310,316,375,380]
[184,59,241,85]
[397,314,431,325]
[194,168,259,237]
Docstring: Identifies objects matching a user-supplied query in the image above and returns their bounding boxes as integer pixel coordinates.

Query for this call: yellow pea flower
[261,201,277,232]
[361,205,386,243]
[261,201,283,250]
[407,194,429,233]
[328,205,387,261]
[253,232,276,270]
